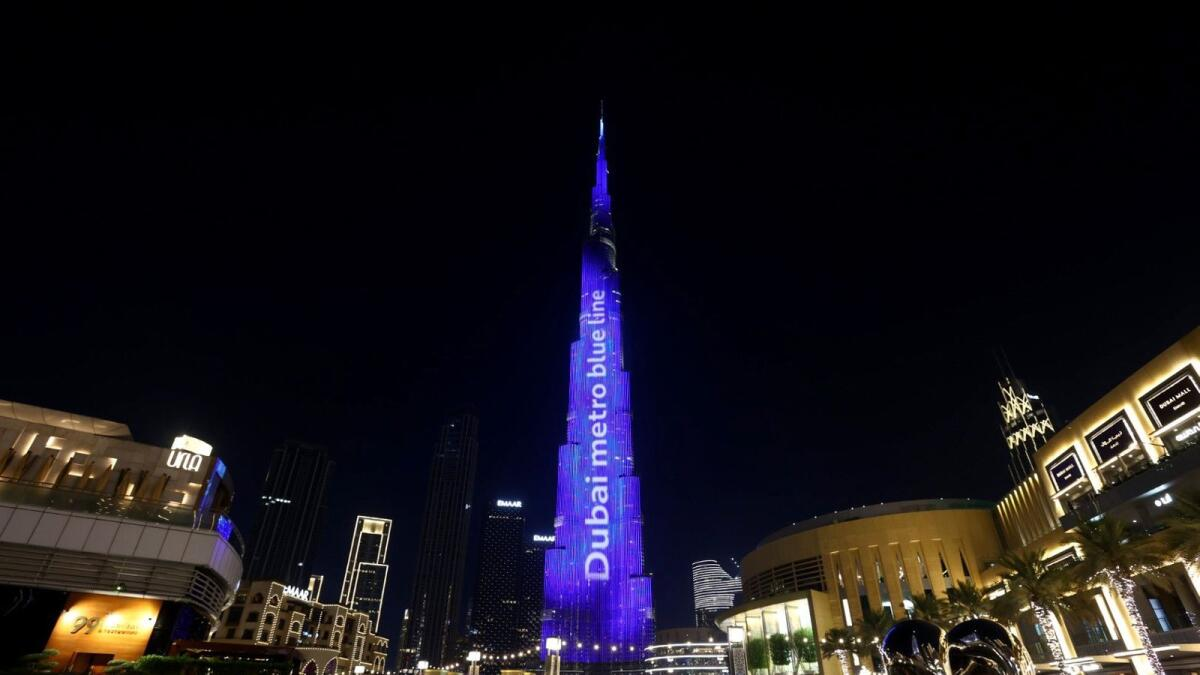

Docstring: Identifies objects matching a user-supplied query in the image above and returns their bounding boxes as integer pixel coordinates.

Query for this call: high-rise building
[995,357,1056,486]
[691,560,741,627]
[471,499,526,655]
[519,532,555,651]
[340,515,392,631]
[400,413,479,669]
[245,441,333,586]
[543,110,655,666]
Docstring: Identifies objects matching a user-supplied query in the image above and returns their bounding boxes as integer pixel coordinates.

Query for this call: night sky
[3,8,1200,637]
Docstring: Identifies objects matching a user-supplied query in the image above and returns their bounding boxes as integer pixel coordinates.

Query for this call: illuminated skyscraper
[471,499,526,655]
[400,413,479,669]
[340,515,392,630]
[542,110,655,667]
[519,532,555,653]
[245,441,333,586]
[995,358,1056,486]
[691,560,741,627]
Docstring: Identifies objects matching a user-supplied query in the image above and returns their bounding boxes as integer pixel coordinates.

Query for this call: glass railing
[0,477,243,556]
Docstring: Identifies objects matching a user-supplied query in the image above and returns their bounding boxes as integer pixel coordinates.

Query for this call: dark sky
[3,8,1199,636]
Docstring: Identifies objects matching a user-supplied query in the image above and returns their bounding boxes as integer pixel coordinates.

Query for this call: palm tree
[945,581,989,621]
[854,607,894,671]
[820,627,857,675]
[985,590,1025,630]
[1161,493,1200,566]
[1070,518,1167,675]
[994,548,1077,673]
[908,592,949,627]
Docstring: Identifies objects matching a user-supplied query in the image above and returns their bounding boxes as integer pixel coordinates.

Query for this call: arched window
[264,614,274,627]
[291,621,301,632]
[252,593,264,604]
[336,616,344,627]
[268,595,280,606]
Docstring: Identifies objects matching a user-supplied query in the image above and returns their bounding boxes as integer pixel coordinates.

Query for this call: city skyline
[5,11,1200,638]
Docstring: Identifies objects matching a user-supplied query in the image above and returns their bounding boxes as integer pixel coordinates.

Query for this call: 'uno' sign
[166,434,212,473]
[166,449,204,472]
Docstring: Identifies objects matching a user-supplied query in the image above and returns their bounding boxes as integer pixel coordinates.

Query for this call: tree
[985,590,1024,629]
[945,581,989,621]
[1161,493,1200,566]
[854,607,894,670]
[768,634,792,673]
[793,627,818,666]
[994,548,1079,673]
[1070,517,1168,675]
[747,637,771,675]
[0,651,59,675]
[820,627,860,675]
[908,592,949,627]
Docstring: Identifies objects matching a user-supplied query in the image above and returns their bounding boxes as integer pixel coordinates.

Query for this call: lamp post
[467,651,481,675]
[728,626,748,675]
[546,637,562,675]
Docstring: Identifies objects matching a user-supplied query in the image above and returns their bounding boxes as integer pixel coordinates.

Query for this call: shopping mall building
[0,400,242,670]
[718,327,1200,675]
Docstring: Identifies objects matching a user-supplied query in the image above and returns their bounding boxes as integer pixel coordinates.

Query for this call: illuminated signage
[1047,449,1085,492]
[1086,412,1140,464]
[1141,366,1200,430]
[166,448,205,472]
[1175,419,1200,447]
[496,499,523,508]
[532,534,555,543]
[172,435,213,457]
[282,585,311,601]
[45,593,162,670]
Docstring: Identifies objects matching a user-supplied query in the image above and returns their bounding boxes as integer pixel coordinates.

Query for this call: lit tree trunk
[836,650,852,675]
[1030,602,1069,673]
[1108,572,1166,675]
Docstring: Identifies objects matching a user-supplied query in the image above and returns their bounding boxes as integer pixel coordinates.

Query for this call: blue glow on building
[542,110,655,664]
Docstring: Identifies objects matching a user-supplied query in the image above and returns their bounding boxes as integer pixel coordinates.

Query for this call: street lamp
[546,637,562,675]
[727,626,748,675]
[467,651,481,675]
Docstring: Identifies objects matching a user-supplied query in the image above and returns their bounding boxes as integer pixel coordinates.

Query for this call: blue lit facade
[543,113,655,665]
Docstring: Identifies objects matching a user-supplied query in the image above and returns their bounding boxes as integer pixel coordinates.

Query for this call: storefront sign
[1048,449,1085,492]
[1141,366,1200,430]
[45,593,162,671]
[1086,412,1141,464]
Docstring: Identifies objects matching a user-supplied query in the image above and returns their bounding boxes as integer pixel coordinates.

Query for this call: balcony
[1150,627,1200,647]
[0,477,243,621]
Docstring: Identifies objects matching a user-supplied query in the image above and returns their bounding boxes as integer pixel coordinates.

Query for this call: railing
[0,476,243,557]
[1072,640,1124,657]
[1149,627,1200,646]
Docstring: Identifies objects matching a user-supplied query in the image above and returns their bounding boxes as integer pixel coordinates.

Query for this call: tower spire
[589,101,615,266]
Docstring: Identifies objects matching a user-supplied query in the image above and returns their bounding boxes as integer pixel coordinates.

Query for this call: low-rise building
[994,327,1200,674]
[0,400,242,670]
[717,499,1003,675]
[211,578,389,674]
[644,627,729,675]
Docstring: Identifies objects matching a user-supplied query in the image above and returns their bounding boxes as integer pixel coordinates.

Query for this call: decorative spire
[994,351,1055,486]
[593,100,608,197]
[589,101,616,266]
